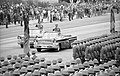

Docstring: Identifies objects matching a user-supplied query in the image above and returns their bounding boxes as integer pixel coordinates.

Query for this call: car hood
[18,35,37,38]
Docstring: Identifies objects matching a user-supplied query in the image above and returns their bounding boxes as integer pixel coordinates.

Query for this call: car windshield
[30,29,40,36]
[42,33,59,39]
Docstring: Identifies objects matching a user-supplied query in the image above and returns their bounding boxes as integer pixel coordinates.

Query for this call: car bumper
[35,45,57,49]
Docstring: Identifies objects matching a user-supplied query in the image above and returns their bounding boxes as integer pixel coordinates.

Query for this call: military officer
[115,47,120,66]
[94,43,100,60]
[79,43,86,63]
[85,46,92,61]
[72,40,80,60]
[100,46,107,63]
[53,24,61,33]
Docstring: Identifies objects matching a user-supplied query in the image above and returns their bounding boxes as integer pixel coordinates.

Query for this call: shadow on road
[37,48,70,53]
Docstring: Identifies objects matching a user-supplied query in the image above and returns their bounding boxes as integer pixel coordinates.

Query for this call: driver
[53,24,61,33]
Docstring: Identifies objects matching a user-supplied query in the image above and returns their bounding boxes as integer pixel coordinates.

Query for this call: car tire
[56,44,61,52]
[37,48,41,52]
[20,44,23,48]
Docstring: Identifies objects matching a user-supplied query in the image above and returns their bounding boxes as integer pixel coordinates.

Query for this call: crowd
[0,1,120,28]
[0,1,120,75]
[0,32,120,76]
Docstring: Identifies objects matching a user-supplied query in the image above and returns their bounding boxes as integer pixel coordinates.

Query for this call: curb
[0,24,22,29]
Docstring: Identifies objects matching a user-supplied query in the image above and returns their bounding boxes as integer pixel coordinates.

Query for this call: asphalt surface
[0,13,120,62]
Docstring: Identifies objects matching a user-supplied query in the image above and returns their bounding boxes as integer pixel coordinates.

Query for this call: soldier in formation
[72,40,85,63]
[115,47,120,66]
[73,33,120,66]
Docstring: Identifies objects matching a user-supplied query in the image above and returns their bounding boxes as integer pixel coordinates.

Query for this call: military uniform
[92,45,98,59]
[72,40,80,60]
[95,44,101,60]
[80,44,86,63]
[115,47,120,66]
[53,27,61,33]
[90,46,95,60]
[85,46,92,61]
[73,44,79,60]
[100,46,107,63]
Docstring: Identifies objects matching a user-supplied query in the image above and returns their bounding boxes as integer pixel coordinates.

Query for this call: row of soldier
[0,50,120,76]
[72,33,120,66]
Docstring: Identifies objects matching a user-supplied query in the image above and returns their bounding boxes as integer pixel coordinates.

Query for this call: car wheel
[20,44,23,48]
[56,44,61,52]
[37,48,41,52]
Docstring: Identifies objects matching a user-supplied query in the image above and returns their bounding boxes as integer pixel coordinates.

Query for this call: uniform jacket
[115,48,120,60]
[100,47,107,60]
[53,27,61,33]
[85,46,92,60]
[73,45,80,60]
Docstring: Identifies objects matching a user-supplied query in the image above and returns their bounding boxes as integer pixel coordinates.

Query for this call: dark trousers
[6,22,8,28]
[68,15,71,21]
[21,21,23,26]
[14,20,16,24]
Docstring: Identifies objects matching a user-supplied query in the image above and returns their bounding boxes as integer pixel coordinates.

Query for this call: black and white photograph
[0,0,120,76]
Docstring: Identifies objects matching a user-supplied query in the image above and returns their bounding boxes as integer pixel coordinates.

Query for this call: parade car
[34,32,77,52]
[17,29,43,48]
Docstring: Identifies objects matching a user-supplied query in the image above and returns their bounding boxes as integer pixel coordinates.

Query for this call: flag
[23,12,30,56]
[110,7,115,33]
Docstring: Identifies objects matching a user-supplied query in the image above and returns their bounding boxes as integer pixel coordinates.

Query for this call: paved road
[0,13,120,62]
